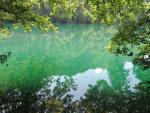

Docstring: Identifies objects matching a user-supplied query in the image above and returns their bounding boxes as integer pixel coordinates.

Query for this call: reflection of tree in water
[0,52,11,64]
[0,88,38,113]
[37,77,77,113]
[78,80,150,113]
[0,77,77,113]
[0,77,150,113]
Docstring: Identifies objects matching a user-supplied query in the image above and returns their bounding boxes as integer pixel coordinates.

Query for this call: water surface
[0,24,150,113]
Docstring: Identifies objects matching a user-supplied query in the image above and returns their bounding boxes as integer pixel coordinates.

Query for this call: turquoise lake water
[0,24,150,113]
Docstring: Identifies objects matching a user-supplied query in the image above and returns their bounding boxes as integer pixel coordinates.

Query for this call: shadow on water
[0,52,11,65]
[0,24,150,113]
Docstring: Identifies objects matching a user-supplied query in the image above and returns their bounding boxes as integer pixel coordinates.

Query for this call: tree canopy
[0,0,57,36]
[107,1,150,69]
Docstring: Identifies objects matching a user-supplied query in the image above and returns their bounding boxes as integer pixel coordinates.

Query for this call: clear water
[0,24,150,113]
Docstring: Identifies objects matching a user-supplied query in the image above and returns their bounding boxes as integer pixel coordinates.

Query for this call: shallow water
[0,24,150,113]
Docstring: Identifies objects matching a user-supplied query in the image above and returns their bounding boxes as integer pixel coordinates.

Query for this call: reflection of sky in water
[70,68,110,100]
[40,65,141,101]
[124,62,141,91]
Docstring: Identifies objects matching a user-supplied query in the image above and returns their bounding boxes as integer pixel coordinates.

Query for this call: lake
[0,24,150,113]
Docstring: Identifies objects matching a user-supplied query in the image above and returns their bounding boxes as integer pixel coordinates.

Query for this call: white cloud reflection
[70,68,111,100]
[124,62,141,91]
[39,63,141,101]
[41,68,111,101]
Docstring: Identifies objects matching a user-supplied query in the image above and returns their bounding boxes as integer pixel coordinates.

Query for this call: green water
[0,24,150,113]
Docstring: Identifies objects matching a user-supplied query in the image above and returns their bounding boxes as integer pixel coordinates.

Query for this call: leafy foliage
[89,0,144,24]
[108,3,150,69]
[0,0,57,34]
[0,0,146,31]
